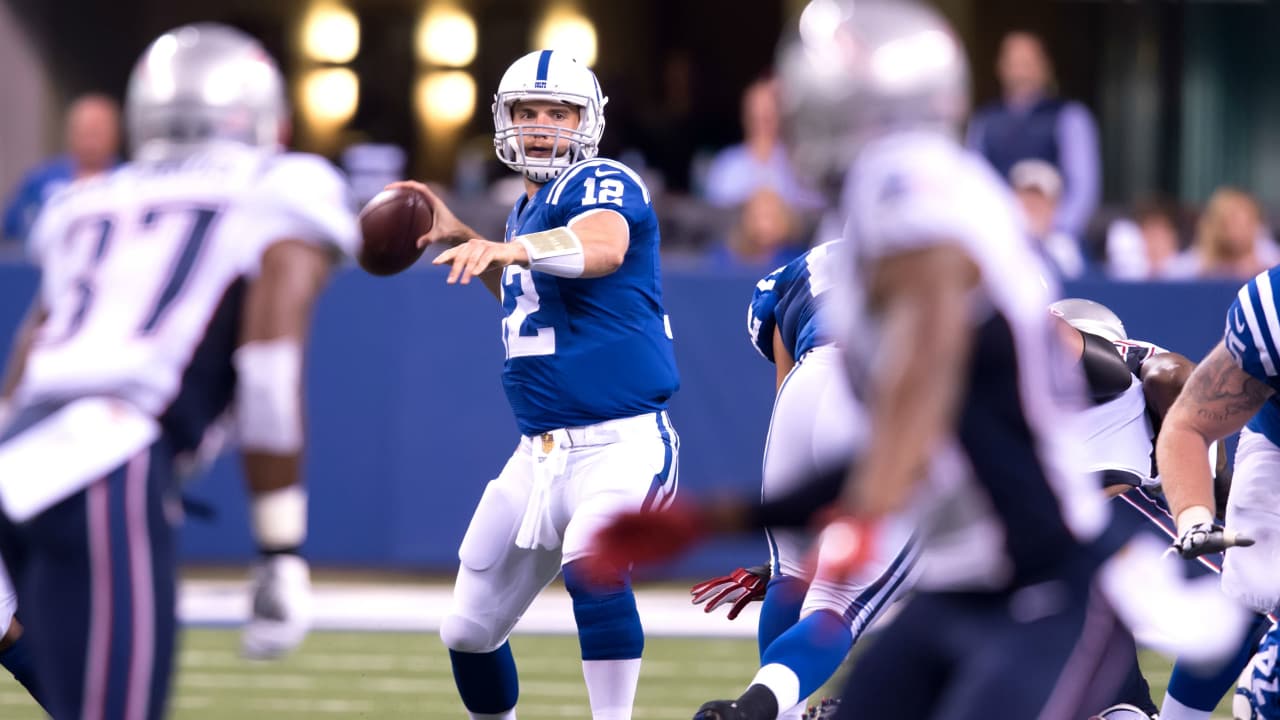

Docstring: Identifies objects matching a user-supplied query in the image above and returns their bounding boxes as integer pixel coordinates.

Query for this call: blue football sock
[563,560,644,660]
[1167,612,1270,711]
[760,608,852,701]
[757,574,807,659]
[0,635,46,711]
[449,642,518,714]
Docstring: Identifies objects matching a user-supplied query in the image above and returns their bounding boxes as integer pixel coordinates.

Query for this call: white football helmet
[126,22,287,162]
[1048,298,1128,344]
[492,49,607,183]
[776,0,969,190]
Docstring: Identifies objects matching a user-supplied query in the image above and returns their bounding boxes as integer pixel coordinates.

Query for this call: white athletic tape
[233,339,304,454]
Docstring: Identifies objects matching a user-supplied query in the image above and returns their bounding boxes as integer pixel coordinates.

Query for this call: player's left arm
[235,239,334,549]
[845,243,979,516]
[1158,342,1273,535]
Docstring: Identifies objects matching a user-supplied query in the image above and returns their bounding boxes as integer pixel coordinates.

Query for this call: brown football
[357,187,434,276]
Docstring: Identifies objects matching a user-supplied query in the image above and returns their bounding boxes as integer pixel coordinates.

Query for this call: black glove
[1173,522,1254,559]
[690,564,771,620]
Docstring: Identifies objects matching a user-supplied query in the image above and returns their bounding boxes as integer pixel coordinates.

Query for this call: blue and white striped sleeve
[748,264,789,363]
[1225,269,1280,383]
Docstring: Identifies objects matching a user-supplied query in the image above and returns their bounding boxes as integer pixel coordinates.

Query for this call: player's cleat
[803,697,841,719]
[241,553,312,660]
[1234,623,1280,720]
[1090,703,1156,719]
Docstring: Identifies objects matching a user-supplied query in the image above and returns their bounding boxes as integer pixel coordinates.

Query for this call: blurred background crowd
[4,0,1280,281]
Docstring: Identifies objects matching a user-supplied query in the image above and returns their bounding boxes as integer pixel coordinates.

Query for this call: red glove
[690,564,771,620]
[812,514,878,581]
[583,501,709,587]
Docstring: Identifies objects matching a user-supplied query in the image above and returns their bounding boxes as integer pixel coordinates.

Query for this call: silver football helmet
[1049,298,1128,343]
[126,23,287,161]
[776,0,970,189]
[492,49,607,183]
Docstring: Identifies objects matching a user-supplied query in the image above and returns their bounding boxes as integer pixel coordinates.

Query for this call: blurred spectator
[967,31,1100,243]
[341,142,407,206]
[705,188,807,270]
[1010,159,1086,279]
[701,76,823,210]
[3,93,121,246]
[1164,187,1280,281]
[1105,200,1183,280]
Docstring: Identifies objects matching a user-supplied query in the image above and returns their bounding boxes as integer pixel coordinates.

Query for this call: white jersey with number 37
[16,142,357,447]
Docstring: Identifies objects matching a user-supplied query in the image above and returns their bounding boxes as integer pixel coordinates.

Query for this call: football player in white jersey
[768,1,1246,716]
[391,50,680,720]
[0,23,356,719]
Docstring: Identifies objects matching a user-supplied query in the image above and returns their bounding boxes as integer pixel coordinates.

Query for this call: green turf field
[0,629,1236,718]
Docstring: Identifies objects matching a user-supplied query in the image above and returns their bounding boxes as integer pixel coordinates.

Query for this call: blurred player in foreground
[691,241,918,720]
[391,49,679,719]
[1158,266,1280,719]
[592,2,1249,718]
[0,23,356,718]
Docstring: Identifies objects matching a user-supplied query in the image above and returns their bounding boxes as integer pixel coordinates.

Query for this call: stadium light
[533,5,597,66]
[416,70,476,130]
[300,67,359,126]
[417,4,477,67]
[301,3,360,64]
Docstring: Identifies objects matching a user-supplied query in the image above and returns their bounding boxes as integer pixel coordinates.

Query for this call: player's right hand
[690,564,770,620]
[1172,521,1255,559]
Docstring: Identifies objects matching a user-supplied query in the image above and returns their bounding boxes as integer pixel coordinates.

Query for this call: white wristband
[1175,505,1214,536]
[515,226,585,278]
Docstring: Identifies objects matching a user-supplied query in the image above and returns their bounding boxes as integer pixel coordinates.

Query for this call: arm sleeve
[743,461,847,530]
[1052,103,1101,239]
[748,264,792,362]
[1081,330,1134,403]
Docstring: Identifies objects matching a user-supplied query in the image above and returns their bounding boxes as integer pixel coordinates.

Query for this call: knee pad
[562,561,643,660]
[439,612,505,655]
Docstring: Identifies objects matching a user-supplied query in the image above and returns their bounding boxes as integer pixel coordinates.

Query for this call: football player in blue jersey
[391,49,679,720]
[1158,268,1280,720]
[691,241,919,720]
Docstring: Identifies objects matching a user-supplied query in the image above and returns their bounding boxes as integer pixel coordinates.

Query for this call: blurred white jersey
[15,142,357,453]
[838,130,1105,591]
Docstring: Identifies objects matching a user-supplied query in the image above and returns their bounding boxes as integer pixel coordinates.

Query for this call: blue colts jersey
[500,158,679,435]
[1224,266,1280,444]
[747,240,844,363]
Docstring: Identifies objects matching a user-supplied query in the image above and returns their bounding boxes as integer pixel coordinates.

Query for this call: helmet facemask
[494,92,604,184]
